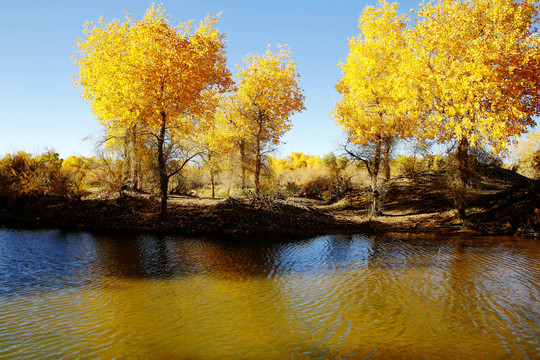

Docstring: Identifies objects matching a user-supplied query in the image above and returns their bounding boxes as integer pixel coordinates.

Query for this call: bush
[298,173,352,201]
[393,154,447,174]
[0,151,84,198]
[299,175,330,199]
[235,188,251,197]
[284,181,300,196]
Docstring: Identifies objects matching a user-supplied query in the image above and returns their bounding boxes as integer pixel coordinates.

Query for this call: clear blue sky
[0,0,422,159]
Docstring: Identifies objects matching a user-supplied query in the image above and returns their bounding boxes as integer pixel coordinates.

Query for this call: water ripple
[0,230,539,359]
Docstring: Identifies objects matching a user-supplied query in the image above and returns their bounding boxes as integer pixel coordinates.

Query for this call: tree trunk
[254,114,264,195]
[123,130,132,188]
[370,139,382,218]
[239,139,247,190]
[133,159,140,191]
[457,135,469,184]
[382,136,392,181]
[131,126,141,191]
[254,152,261,195]
[121,126,142,192]
[157,112,168,220]
[210,171,215,199]
[455,135,469,219]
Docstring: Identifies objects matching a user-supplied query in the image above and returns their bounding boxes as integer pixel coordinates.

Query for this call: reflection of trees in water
[92,234,378,280]
[179,238,274,279]
[93,235,291,279]
[162,235,371,279]
[367,234,420,270]
[93,234,177,279]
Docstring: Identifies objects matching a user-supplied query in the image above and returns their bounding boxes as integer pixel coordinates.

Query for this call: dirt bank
[1,168,538,237]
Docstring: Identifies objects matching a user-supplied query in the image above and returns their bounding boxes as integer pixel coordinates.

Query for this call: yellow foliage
[199,92,239,177]
[0,152,83,198]
[335,0,539,187]
[72,4,233,210]
[230,45,305,193]
[406,0,540,152]
[268,153,322,174]
[61,155,96,171]
[72,4,232,144]
[333,1,414,147]
[233,45,305,147]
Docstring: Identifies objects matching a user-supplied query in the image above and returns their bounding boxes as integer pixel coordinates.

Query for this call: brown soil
[1,167,538,237]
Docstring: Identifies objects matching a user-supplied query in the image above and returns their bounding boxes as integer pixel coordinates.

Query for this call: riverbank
[1,168,539,237]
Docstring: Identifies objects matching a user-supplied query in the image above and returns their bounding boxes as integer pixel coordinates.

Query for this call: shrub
[0,151,84,199]
[235,188,251,197]
[297,173,351,201]
[284,181,300,196]
[299,175,330,199]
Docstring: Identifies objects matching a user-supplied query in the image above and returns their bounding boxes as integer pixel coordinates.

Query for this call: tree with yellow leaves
[73,5,232,218]
[233,46,305,194]
[333,1,413,216]
[268,153,323,175]
[198,93,239,198]
[406,0,540,184]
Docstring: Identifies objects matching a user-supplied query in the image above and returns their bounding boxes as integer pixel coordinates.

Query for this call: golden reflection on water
[0,231,538,359]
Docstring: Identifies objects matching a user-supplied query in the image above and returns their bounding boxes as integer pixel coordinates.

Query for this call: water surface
[0,228,538,359]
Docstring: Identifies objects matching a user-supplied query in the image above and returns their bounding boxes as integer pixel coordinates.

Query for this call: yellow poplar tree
[333,1,413,216]
[406,0,540,183]
[234,45,305,194]
[199,92,238,198]
[73,5,232,217]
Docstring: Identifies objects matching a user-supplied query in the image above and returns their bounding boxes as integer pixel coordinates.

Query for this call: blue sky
[0,0,421,159]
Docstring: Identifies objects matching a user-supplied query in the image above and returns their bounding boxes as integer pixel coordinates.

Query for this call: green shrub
[284,181,300,196]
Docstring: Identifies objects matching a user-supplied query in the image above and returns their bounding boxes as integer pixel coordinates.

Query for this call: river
[0,228,538,359]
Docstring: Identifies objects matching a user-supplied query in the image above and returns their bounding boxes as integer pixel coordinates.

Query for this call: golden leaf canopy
[73,4,232,139]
